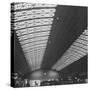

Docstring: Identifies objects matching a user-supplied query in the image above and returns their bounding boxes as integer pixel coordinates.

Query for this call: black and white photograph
[11,2,88,88]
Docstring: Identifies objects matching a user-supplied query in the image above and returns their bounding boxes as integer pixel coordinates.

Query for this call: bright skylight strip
[14,13,55,21]
[13,2,57,10]
[14,18,53,30]
[22,39,47,48]
[13,9,56,21]
[20,36,48,45]
[18,31,50,41]
[23,43,47,51]
[14,8,56,17]
[16,25,51,36]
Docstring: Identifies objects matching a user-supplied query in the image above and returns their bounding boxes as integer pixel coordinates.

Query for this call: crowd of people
[11,72,88,87]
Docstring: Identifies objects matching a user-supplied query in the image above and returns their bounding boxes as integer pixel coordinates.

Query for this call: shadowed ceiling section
[41,5,87,70]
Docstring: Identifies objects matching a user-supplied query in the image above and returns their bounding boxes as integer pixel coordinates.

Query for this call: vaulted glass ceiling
[12,3,87,73]
[12,2,57,71]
